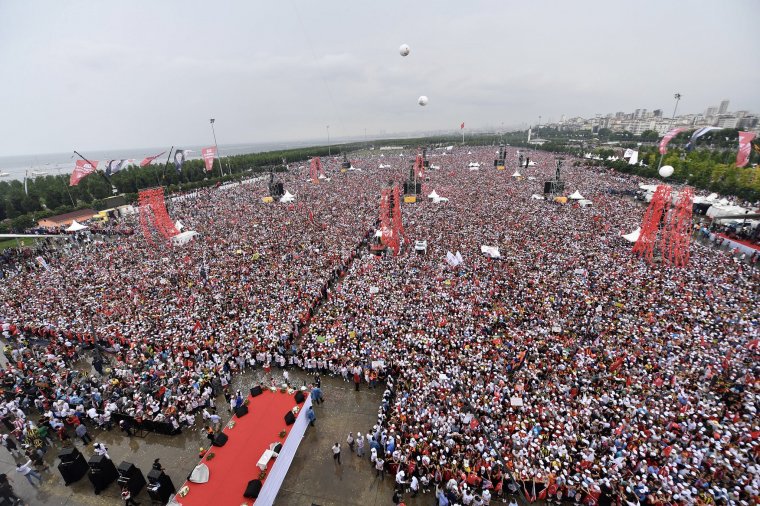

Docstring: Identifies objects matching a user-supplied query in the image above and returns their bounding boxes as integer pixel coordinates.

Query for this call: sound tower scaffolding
[543,158,565,196]
[494,143,506,170]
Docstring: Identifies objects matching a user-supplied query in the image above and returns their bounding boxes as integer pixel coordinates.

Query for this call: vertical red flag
[201,146,217,172]
[736,131,756,168]
[460,122,465,129]
[659,127,686,154]
[69,159,99,186]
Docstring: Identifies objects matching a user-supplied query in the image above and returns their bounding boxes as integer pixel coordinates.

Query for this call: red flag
[736,131,756,168]
[659,127,687,155]
[69,159,98,186]
[202,146,217,172]
[140,151,166,167]
[460,122,465,129]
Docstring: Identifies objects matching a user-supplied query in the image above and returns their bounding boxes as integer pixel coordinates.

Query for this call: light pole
[327,125,331,156]
[210,118,224,177]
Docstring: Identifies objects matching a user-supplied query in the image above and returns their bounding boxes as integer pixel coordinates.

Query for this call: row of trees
[0,144,342,232]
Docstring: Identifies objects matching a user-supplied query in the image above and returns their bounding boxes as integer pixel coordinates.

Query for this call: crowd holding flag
[174,149,186,174]
[201,146,217,172]
[736,131,757,168]
[70,159,98,186]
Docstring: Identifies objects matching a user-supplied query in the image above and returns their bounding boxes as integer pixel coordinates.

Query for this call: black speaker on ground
[294,391,305,403]
[212,432,228,447]
[88,454,119,495]
[284,411,296,426]
[58,448,88,485]
[117,461,146,498]
[272,442,283,454]
[250,385,263,397]
[234,405,249,418]
[244,479,263,499]
[147,469,176,503]
[59,446,82,464]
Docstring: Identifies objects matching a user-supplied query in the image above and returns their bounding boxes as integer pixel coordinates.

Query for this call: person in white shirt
[16,459,42,486]
[410,475,420,497]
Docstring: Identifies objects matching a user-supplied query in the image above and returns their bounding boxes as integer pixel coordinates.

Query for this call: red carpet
[716,233,760,252]
[179,389,305,505]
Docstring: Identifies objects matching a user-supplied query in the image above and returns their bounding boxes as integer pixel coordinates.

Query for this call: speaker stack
[234,405,249,418]
[117,461,146,498]
[212,432,229,447]
[88,454,119,495]
[284,411,296,426]
[58,447,88,485]
[250,385,263,397]
[294,391,305,404]
[244,479,263,499]
[147,469,176,503]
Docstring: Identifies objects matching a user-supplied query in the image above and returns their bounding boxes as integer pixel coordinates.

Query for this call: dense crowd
[0,146,757,505]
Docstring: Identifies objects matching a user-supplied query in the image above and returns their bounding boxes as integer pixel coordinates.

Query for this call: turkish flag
[70,159,98,186]
[736,131,756,168]
[140,151,166,167]
[202,146,217,172]
[460,122,465,129]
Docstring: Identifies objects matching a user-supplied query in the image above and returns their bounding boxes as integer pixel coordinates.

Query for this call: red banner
[69,159,98,186]
[460,122,465,129]
[736,131,756,168]
[140,151,166,167]
[202,146,217,172]
[659,127,686,154]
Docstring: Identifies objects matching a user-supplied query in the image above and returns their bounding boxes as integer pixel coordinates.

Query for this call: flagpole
[161,147,175,186]
[658,93,682,170]
[210,119,224,177]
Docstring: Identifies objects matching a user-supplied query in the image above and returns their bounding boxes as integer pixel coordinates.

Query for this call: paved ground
[8,367,510,506]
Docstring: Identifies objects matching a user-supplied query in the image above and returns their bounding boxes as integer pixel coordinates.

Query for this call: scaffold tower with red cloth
[662,186,694,267]
[138,187,179,245]
[632,185,671,264]
[309,157,325,184]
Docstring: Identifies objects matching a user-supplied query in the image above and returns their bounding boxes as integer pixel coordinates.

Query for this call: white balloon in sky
[659,165,674,178]
[418,95,428,106]
[399,44,410,57]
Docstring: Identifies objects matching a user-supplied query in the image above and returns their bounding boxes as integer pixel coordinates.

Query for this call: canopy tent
[706,204,748,219]
[480,245,501,258]
[530,194,545,200]
[578,199,593,207]
[468,162,480,170]
[568,191,584,200]
[622,227,641,243]
[279,191,296,203]
[427,190,440,199]
[511,170,522,178]
[171,230,199,246]
[66,220,88,232]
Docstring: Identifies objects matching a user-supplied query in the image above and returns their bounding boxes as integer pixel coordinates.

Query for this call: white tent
[530,194,545,200]
[279,191,295,203]
[622,227,641,243]
[569,190,584,200]
[480,245,501,258]
[578,199,593,207]
[427,190,440,199]
[428,190,448,203]
[468,162,480,170]
[171,230,199,246]
[66,220,88,232]
[511,170,522,178]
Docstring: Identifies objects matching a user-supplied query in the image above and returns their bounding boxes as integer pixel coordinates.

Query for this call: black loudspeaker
[88,454,119,494]
[272,442,283,454]
[544,182,552,194]
[234,405,249,418]
[59,446,82,464]
[147,469,176,503]
[294,391,305,403]
[244,479,263,499]
[284,411,296,426]
[250,385,263,397]
[117,461,146,497]
[58,448,88,485]
[212,433,228,447]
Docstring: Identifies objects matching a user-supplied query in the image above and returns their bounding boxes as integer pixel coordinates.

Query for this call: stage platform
[174,388,310,506]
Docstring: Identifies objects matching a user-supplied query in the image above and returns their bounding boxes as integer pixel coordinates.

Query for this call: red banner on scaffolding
[202,147,217,172]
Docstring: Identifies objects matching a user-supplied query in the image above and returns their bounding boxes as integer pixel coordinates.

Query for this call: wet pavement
[13,368,509,506]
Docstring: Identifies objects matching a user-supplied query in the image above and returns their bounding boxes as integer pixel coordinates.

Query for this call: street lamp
[326,125,331,156]
[658,93,683,170]
[210,118,224,177]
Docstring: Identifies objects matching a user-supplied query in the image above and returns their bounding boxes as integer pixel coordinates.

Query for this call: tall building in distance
[719,99,730,115]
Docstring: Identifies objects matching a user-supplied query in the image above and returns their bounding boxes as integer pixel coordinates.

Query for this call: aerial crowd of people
[0,145,757,506]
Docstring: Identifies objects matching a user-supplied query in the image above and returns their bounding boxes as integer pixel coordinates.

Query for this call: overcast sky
[0,0,758,155]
